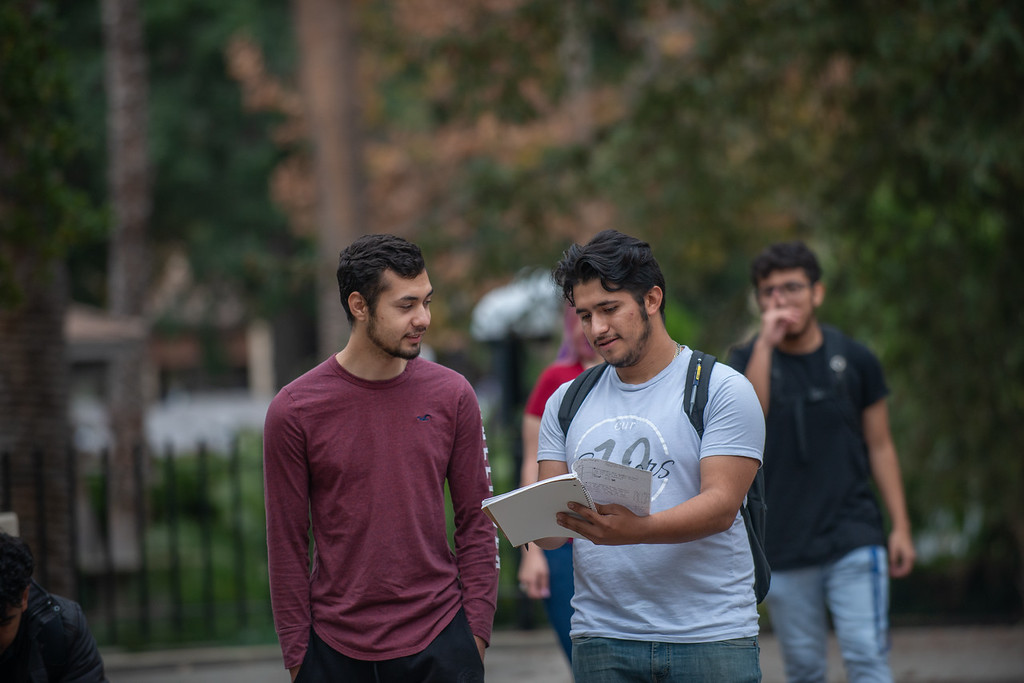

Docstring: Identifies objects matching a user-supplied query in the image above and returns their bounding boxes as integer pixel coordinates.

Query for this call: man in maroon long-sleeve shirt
[263,234,498,682]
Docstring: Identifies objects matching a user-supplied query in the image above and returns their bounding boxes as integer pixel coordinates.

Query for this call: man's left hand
[556,502,645,545]
[888,528,916,578]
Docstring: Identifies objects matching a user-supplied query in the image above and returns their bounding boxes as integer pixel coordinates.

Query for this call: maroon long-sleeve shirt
[263,356,498,668]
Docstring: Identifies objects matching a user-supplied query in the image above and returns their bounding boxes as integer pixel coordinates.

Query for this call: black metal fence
[1,435,274,649]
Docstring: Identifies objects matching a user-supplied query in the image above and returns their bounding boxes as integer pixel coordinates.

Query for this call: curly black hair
[553,229,667,320]
[0,532,33,619]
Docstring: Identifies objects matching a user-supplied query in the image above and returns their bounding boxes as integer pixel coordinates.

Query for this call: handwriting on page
[573,459,652,516]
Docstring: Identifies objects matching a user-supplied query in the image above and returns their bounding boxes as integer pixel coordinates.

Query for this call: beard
[782,314,813,341]
[606,307,652,369]
[367,313,423,360]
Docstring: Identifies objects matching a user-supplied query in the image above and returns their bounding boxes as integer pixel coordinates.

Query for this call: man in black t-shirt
[728,242,915,683]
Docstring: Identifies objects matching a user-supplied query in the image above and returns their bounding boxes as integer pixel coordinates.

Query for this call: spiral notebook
[481,459,652,547]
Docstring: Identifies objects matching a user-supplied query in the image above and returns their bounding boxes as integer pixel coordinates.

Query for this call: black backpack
[557,350,770,603]
[28,580,70,681]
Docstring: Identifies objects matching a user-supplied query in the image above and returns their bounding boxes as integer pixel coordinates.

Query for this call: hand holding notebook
[481,459,652,547]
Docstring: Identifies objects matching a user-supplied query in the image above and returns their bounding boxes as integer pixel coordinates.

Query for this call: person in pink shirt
[517,304,599,662]
[263,234,498,682]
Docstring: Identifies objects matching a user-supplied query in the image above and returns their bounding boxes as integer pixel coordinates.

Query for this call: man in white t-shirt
[534,230,766,682]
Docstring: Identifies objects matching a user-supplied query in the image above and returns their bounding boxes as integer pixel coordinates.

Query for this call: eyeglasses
[757,281,811,299]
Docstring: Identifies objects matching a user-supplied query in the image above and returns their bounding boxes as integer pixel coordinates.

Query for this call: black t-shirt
[728,327,889,569]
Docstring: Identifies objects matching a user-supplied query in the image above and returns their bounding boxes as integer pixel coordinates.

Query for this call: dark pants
[295,608,484,683]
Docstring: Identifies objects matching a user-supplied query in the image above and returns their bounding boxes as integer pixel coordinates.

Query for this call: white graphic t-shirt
[537,347,765,643]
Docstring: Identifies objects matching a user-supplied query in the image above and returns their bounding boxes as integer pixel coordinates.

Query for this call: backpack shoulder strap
[820,324,862,434]
[683,350,717,438]
[28,581,69,680]
[561,350,718,438]
[558,363,609,437]
[684,351,770,603]
[820,324,848,380]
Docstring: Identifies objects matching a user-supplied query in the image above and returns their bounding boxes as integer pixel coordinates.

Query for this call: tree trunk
[292,0,367,359]
[102,0,151,570]
[561,0,593,143]
[0,260,75,597]
[0,0,77,601]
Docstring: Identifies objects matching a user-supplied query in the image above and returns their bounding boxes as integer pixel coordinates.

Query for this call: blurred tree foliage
[680,0,1024,612]
[47,0,1023,613]
[55,0,310,322]
[368,0,1024,611]
[0,0,104,596]
[355,1,814,347]
[1,2,102,304]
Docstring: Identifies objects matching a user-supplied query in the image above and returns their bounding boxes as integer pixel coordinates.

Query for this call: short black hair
[0,532,33,619]
[750,241,822,286]
[336,234,426,322]
[553,230,667,319]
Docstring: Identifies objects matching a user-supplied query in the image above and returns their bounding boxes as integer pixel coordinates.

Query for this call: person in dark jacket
[0,531,107,682]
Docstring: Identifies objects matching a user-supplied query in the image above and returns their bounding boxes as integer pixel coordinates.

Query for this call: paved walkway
[102,624,1023,682]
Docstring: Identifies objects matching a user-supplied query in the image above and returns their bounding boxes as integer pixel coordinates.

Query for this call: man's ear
[812,281,826,308]
[348,291,370,322]
[19,585,29,612]
[645,286,664,317]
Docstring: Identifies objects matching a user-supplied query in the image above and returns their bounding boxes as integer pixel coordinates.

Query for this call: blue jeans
[766,545,892,683]
[543,544,575,662]
[572,635,761,682]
